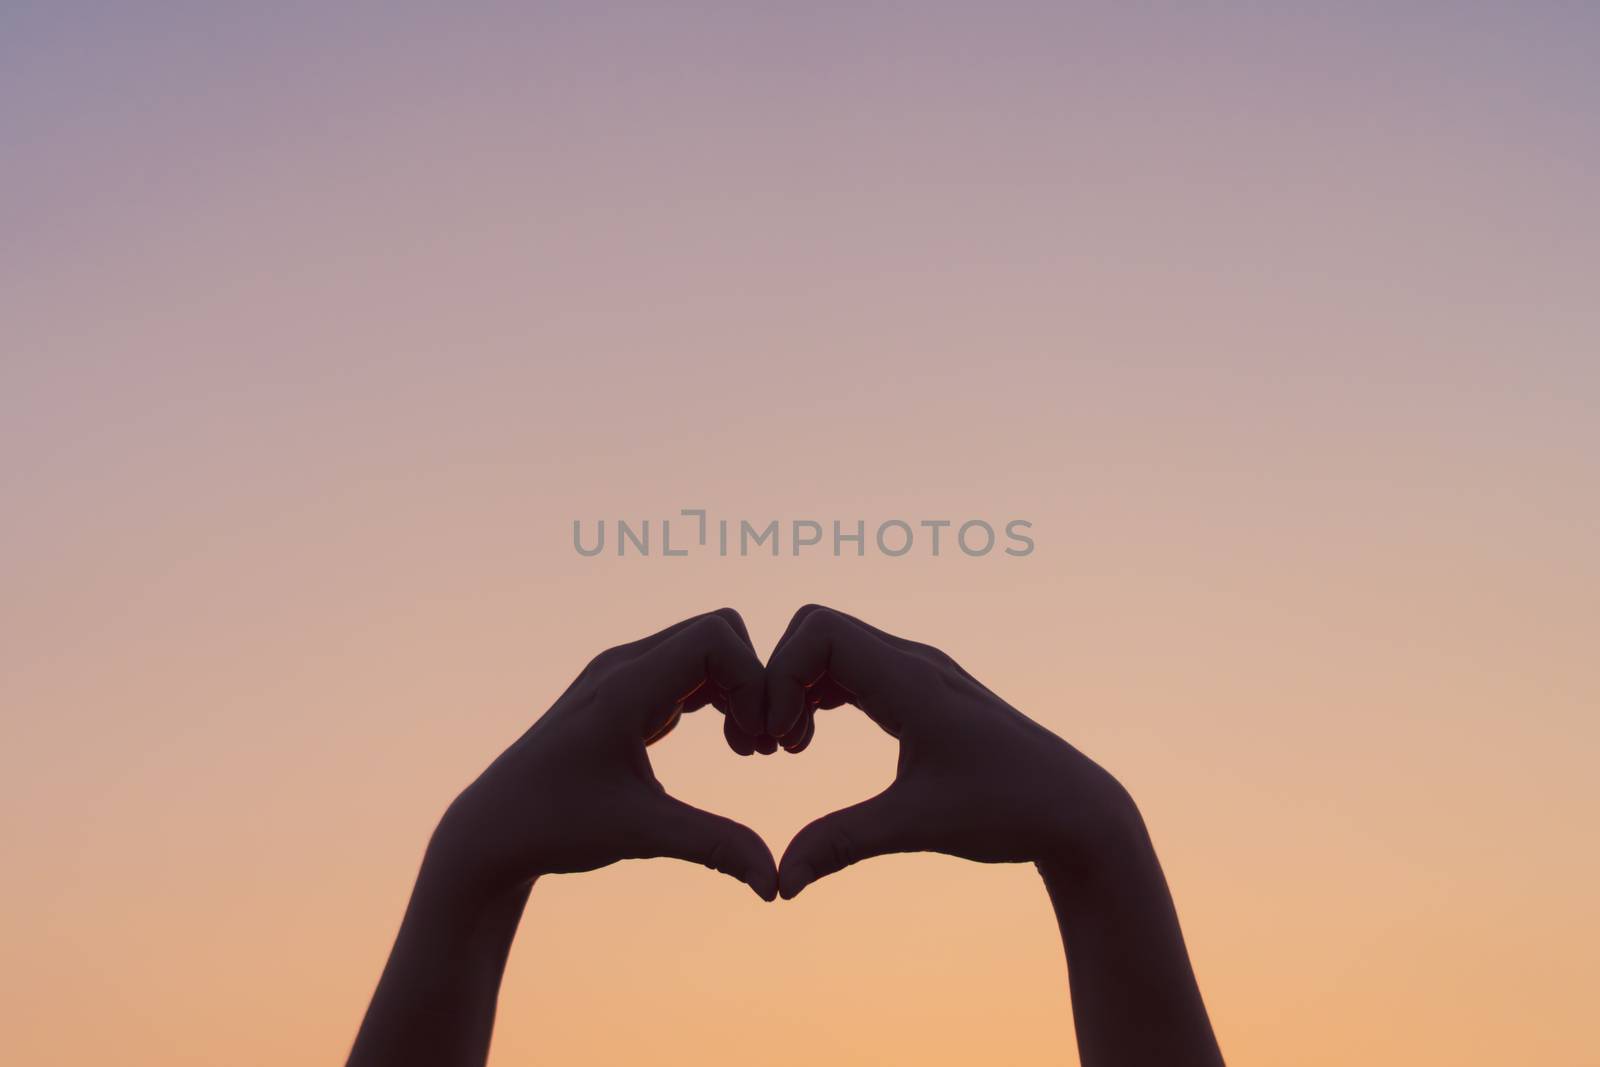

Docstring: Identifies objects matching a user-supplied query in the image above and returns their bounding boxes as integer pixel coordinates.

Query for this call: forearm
[346,850,533,1067]
[1038,795,1223,1067]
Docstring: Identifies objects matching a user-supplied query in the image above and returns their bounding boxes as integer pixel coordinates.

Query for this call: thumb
[643,793,778,902]
[778,785,917,900]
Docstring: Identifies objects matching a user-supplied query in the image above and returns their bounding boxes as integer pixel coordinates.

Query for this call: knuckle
[799,606,841,639]
[939,665,971,695]
[583,666,624,711]
[829,826,857,871]
[710,606,746,631]
[581,647,619,677]
[792,603,841,636]
[690,613,740,655]
[692,612,732,639]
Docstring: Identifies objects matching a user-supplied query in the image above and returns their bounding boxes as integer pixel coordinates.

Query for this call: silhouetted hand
[347,609,776,1067]
[763,605,1224,1067]
[766,604,1132,894]
[350,604,1221,1067]
[428,607,778,902]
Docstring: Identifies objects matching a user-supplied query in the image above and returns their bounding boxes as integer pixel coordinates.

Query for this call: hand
[351,604,1221,1067]
[764,604,1139,898]
[426,608,779,903]
[764,605,1222,1066]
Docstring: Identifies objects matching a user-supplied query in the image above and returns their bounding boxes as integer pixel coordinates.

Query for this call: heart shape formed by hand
[349,605,1224,1067]
[640,605,1120,902]
[426,604,1116,906]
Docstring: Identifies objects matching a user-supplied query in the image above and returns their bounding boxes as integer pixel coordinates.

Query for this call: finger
[777,688,820,749]
[724,713,758,756]
[777,604,967,678]
[780,711,815,754]
[676,678,724,715]
[751,603,827,752]
[769,602,828,654]
[777,784,918,900]
[643,793,778,901]
[713,607,756,651]
[610,607,757,664]
[620,612,765,738]
[764,605,907,739]
[666,613,762,754]
[643,706,683,746]
[647,672,728,748]
[808,675,854,711]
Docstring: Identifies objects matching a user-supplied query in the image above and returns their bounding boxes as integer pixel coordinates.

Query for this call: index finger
[616,611,766,739]
[764,605,912,740]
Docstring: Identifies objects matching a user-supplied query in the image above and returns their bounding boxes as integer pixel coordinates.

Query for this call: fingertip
[723,715,757,756]
[754,733,778,756]
[778,860,814,900]
[762,667,805,740]
[732,707,767,740]
[727,667,767,738]
[732,833,778,901]
[780,712,815,753]
[710,606,754,650]
[722,859,775,901]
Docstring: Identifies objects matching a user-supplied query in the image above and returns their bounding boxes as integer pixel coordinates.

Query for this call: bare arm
[766,605,1223,1067]
[346,609,778,1067]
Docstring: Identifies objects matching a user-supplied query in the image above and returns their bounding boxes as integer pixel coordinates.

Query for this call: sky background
[3,3,1597,1064]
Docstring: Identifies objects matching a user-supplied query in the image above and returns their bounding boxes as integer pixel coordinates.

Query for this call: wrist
[1036,766,1149,882]
[408,842,534,961]
[421,794,537,918]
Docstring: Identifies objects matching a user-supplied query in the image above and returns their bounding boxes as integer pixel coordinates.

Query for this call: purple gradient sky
[3,5,1598,1065]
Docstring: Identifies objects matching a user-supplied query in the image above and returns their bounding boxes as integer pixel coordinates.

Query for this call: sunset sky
[3,4,1597,1064]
